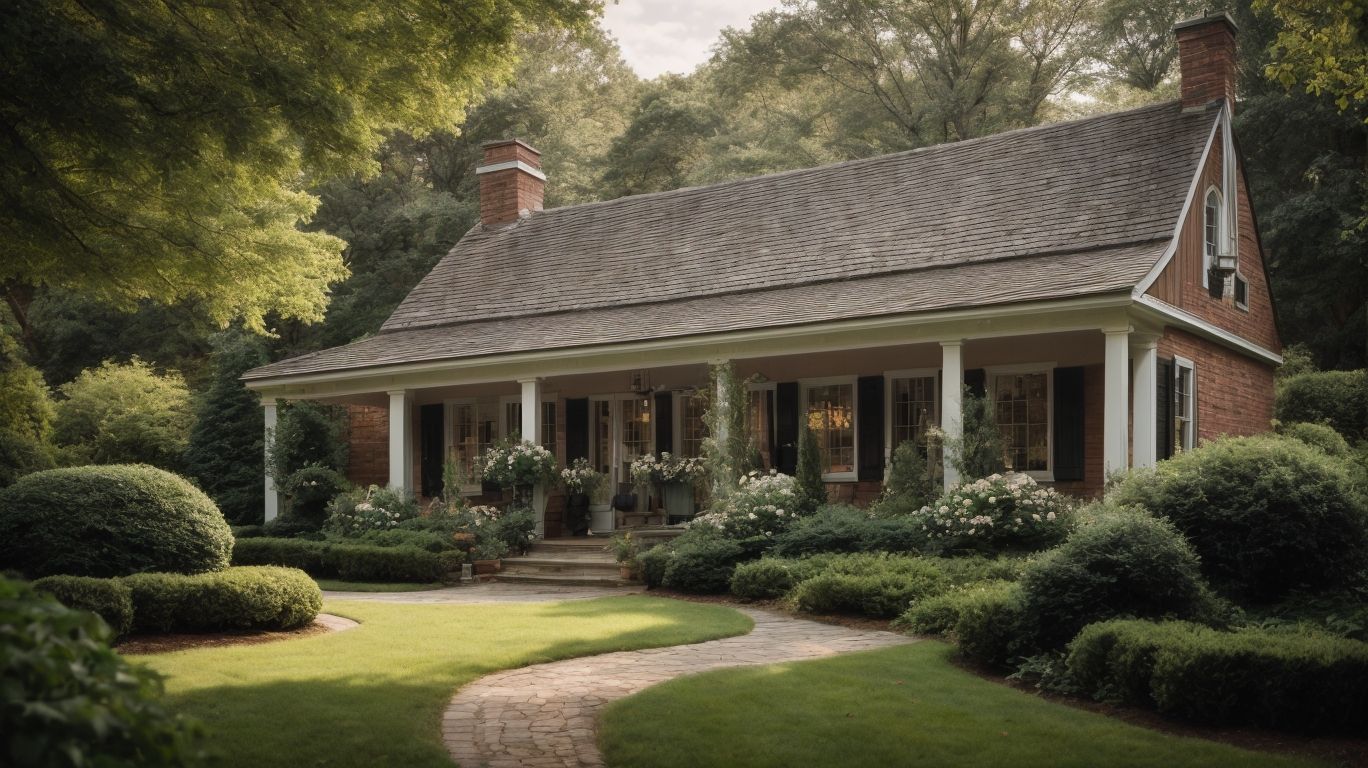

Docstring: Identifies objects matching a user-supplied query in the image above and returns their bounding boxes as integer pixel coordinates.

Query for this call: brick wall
[346,405,389,489]
[1175,16,1237,111]
[1158,328,1276,441]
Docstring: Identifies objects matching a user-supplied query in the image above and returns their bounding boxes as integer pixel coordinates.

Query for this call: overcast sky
[600,0,784,79]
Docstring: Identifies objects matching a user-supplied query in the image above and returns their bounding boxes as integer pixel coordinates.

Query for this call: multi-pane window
[1204,188,1222,287]
[1175,361,1195,452]
[805,382,855,477]
[450,402,497,484]
[503,401,558,453]
[890,375,936,450]
[994,372,1049,474]
[592,400,613,477]
[747,387,775,469]
[679,392,707,459]
[620,398,652,480]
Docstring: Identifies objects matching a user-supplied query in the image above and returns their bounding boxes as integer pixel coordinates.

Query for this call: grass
[134,596,752,767]
[312,578,447,592]
[599,641,1322,768]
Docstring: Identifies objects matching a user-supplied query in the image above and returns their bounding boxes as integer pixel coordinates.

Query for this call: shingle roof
[245,100,1215,383]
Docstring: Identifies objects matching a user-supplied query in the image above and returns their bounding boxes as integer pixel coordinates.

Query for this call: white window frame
[1233,272,1249,312]
[588,393,656,492]
[497,393,559,454]
[672,388,709,459]
[1202,185,1222,290]
[1174,356,1196,453]
[444,398,498,496]
[800,376,858,482]
[985,364,1055,482]
[884,368,939,465]
[746,381,778,470]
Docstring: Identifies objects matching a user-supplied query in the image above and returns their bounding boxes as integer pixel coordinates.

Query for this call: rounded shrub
[730,559,800,600]
[122,566,322,634]
[1110,435,1368,601]
[32,575,135,638]
[952,581,1035,668]
[1278,421,1351,458]
[893,580,1014,636]
[1275,370,1368,442]
[0,465,233,578]
[637,544,672,589]
[790,555,948,618]
[661,537,746,594]
[1019,507,1213,649]
[0,577,201,765]
[772,505,924,556]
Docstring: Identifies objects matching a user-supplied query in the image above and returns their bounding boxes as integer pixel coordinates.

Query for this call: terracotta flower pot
[474,559,502,575]
[619,564,634,580]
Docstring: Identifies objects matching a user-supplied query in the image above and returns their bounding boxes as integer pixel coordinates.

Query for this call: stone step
[494,572,637,587]
[501,558,621,578]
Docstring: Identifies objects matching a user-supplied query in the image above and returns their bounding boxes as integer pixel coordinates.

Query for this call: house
[243,13,1281,536]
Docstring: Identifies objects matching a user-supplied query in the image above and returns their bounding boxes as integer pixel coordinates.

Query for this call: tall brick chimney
[1174,12,1238,112]
[476,139,545,226]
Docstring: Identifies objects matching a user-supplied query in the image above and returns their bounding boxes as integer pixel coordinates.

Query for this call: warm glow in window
[680,393,707,458]
[805,383,854,476]
[747,388,775,469]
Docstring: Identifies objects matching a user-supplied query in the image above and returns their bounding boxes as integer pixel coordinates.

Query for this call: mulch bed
[116,620,334,655]
[654,589,1367,767]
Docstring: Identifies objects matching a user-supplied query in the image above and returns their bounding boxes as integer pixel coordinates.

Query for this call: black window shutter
[565,398,589,463]
[964,368,987,398]
[775,382,800,475]
[654,392,674,455]
[1052,366,1086,482]
[419,404,445,498]
[1156,359,1174,461]
[857,375,885,482]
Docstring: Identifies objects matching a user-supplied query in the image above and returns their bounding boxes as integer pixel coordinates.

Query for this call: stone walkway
[441,607,916,768]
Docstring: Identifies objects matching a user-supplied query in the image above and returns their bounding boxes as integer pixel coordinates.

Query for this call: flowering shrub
[480,439,557,489]
[692,471,800,539]
[442,503,537,556]
[560,457,604,496]
[326,485,418,535]
[629,452,708,487]
[915,473,1072,553]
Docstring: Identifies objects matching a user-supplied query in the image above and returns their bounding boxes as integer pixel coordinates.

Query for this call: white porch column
[1103,329,1131,477]
[713,359,730,446]
[387,390,413,493]
[940,341,964,490]
[519,378,546,538]
[262,397,280,523]
[1131,334,1160,470]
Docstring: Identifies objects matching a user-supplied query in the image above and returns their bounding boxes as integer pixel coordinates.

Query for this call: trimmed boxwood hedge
[0,464,233,578]
[121,566,321,633]
[1068,619,1368,734]
[32,575,135,639]
[231,537,457,583]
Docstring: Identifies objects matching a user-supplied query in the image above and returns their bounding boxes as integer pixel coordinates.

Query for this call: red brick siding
[479,140,544,226]
[1158,328,1276,442]
[345,404,389,489]
[1176,18,1237,111]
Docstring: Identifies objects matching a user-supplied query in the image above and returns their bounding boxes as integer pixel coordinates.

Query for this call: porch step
[494,572,638,587]
[502,557,620,576]
[529,538,616,557]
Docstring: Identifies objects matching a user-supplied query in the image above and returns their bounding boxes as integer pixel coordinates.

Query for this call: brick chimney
[476,139,545,226]
[1174,12,1238,112]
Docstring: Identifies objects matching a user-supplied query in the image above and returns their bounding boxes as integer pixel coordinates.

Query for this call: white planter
[589,504,614,533]
[661,483,696,520]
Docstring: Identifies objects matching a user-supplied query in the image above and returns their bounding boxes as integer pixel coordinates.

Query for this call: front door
[589,395,654,521]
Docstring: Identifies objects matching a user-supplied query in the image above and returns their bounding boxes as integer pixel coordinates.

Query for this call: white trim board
[1133,294,1283,365]
[1134,111,1222,296]
[474,160,547,181]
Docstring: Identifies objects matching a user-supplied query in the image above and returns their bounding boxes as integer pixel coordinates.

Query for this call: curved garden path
[438,606,916,768]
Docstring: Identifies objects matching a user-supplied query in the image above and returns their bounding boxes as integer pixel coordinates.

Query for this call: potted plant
[470,539,509,575]
[657,453,706,522]
[560,458,603,537]
[607,533,637,580]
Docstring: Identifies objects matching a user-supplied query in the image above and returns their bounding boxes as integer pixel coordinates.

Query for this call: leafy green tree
[1094,0,1204,90]
[53,359,193,471]
[0,332,56,486]
[0,0,596,336]
[794,423,827,515]
[877,438,938,513]
[184,331,269,525]
[1261,0,1368,113]
[602,76,720,197]
[266,401,349,483]
[952,388,1007,481]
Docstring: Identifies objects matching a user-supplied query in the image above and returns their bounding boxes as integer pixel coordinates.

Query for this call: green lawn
[134,596,752,767]
[599,641,1322,768]
[313,578,447,592]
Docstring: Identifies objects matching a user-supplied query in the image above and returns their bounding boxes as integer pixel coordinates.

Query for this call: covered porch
[250,300,1168,535]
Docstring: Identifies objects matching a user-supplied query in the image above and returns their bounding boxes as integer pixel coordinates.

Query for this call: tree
[1262,0,1368,113]
[602,77,720,197]
[951,387,1006,480]
[53,359,193,471]
[184,330,269,525]
[0,0,596,337]
[1093,0,1204,90]
[0,332,56,487]
[794,423,827,515]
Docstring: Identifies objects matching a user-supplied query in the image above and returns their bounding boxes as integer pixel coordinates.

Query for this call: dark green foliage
[729,559,802,600]
[279,464,351,529]
[893,580,1015,636]
[1019,507,1213,648]
[231,537,456,583]
[1278,421,1353,457]
[0,465,232,578]
[0,576,202,766]
[183,330,267,525]
[1274,371,1368,442]
[0,429,54,489]
[230,525,265,539]
[772,504,925,556]
[793,423,826,515]
[637,545,672,588]
[953,582,1035,668]
[1110,435,1368,601]
[661,537,746,594]
[267,401,349,483]
[32,575,135,639]
[351,528,460,553]
[261,515,326,539]
[875,439,937,514]
[121,566,321,633]
[1068,619,1368,734]
[953,388,1005,480]
[789,554,949,618]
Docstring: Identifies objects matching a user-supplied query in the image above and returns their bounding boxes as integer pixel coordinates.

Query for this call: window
[620,397,652,480]
[1175,359,1195,453]
[1203,188,1221,288]
[889,374,937,450]
[804,380,855,479]
[747,384,776,469]
[502,399,558,453]
[592,400,612,476]
[1234,274,1249,309]
[679,391,707,459]
[449,401,497,486]
[992,371,1050,476]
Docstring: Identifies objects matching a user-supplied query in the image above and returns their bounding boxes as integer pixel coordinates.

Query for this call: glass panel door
[619,397,652,483]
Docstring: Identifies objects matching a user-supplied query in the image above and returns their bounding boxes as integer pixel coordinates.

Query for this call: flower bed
[914,473,1071,553]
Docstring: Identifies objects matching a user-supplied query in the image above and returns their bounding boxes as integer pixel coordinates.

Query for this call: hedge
[949,582,1035,668]
[661,538,746,594]
[1068,620,1368,734]
[32,575,135,638]
[231,537,457,583]
[893,580,1016,636]
[121,566,321,634]
[788,554,949,618]
[1275,370,1368,442]
[0,464,233,578]
[771,505,925,557]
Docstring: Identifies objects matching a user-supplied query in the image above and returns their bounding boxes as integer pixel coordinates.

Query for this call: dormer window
[1203,188,1221,288]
